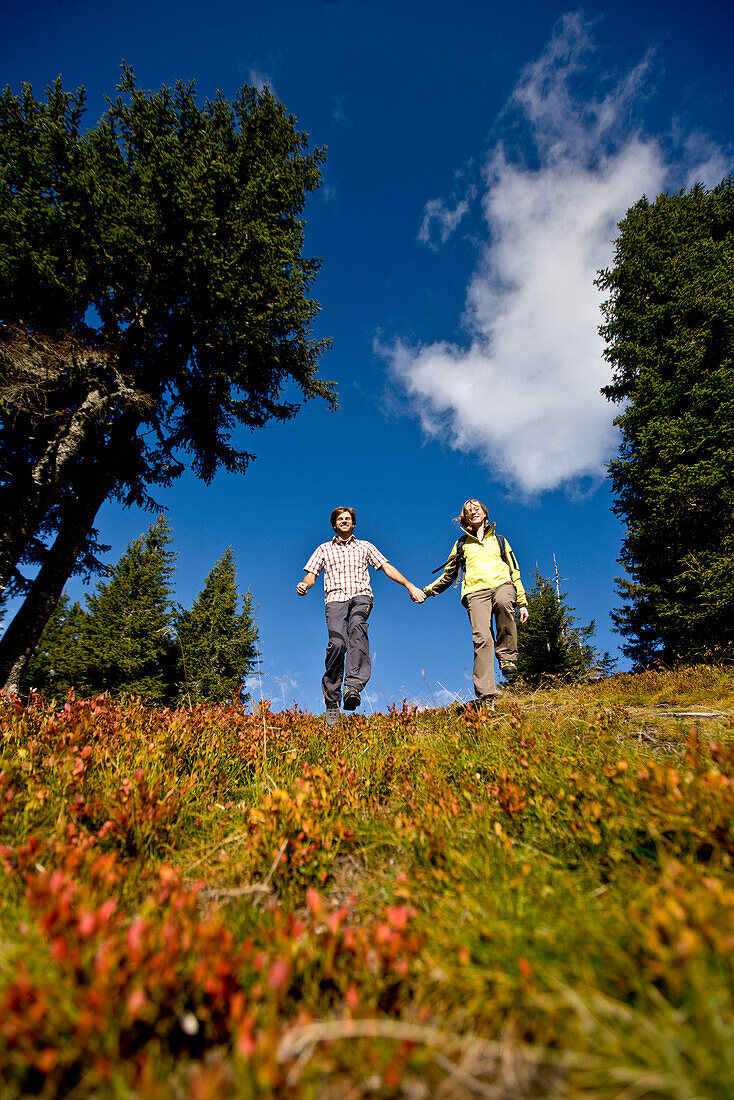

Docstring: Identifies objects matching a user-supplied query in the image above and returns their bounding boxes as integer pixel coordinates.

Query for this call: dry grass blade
[276,1017,563,1066]
[183,828,251,875]
[198,838,288,903]
[278,1019,568,1098]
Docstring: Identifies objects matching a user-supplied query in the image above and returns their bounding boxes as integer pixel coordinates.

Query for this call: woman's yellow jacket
[423,523,528,607]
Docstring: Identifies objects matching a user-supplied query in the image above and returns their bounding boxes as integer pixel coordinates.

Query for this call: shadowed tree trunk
[0,477,112,694]
[0,385,108,590]
[0,338,143,598]
[0,417,141,694]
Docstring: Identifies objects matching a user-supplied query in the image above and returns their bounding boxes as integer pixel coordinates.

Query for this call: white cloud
[418,165,477,248]
[427,686,465,708]
[384,12,725,495]
[360,689,380,710]
[331,95,350,125]
[248,68,275,94]
[244,667,301,711]
[679,129,729,190]
[419,184,477,249]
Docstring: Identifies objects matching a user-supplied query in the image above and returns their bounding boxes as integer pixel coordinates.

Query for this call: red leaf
[267,958,289,994]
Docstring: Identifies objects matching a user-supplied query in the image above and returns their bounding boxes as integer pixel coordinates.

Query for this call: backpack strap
[431,533,467,575]
[497,534,520,572]
[431,532,510,575]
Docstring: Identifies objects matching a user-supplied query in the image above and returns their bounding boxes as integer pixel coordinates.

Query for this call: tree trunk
[0,383,114,596]
[0,477,114,694]
[0,411,142,695]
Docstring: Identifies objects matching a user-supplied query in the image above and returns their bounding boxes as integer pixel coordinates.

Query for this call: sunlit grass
[1,666,733,1097]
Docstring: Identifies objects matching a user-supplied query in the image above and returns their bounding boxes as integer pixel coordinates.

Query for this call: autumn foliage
[1,668,733,1097]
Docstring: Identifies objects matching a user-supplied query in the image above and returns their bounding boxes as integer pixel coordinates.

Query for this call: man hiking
[422,498,529,712]
[297,507,425,727]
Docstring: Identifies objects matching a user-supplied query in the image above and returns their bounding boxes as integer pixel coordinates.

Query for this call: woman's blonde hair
[458,499,489,528]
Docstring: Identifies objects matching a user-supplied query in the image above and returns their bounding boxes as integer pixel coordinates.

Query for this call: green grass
[1,666,733,1098]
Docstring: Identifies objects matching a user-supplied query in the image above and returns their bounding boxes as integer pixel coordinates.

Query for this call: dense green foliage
[77,518,177,702]
[24,593,86,696]
[516,568,609,683]
[0,68,333,689]
[0,668,733,1097]
[598,177,734,665]
[177,548,258,705]
[25,523,259,704]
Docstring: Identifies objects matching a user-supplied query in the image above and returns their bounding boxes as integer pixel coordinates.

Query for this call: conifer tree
[0,69,334,692]
[23,593,87,696]
[176,548,258,704]
[598,177,734,664]
[78,517,177,701]
[516,568,610,685]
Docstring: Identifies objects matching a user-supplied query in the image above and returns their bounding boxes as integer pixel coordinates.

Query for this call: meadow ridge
[1,667,733,1099]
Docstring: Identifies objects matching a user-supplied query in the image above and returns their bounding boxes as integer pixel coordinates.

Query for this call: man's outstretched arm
[381,562,425,603]
[296,572,317,596]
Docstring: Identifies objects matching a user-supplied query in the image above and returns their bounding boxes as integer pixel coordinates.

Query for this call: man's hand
[297,572,317,597]
[382,563,426,601]
[518,607,529,624]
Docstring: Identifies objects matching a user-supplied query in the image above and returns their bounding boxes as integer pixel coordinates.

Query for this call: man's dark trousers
[323,596,372,706]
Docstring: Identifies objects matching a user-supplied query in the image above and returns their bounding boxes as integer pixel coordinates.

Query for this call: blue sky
[2,0,732,712]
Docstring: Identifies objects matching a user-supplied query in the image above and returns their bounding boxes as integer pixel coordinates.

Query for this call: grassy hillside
[1,667,733,1098]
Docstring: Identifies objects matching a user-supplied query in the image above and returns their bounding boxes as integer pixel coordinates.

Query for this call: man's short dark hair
[330,506,357,530]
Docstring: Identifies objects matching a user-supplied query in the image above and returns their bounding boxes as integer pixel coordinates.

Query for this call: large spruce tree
[598,178,734,665]
[0,68,334,691]
[77,517,177,702]
[176,548,258,704]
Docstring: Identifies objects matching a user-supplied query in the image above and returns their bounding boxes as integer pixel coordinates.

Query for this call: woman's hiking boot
[457,695,494,714]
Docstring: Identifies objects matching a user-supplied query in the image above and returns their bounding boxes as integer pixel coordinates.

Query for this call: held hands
[407,583,426,604]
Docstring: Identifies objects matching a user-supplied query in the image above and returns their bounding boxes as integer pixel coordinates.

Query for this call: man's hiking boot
[325,706,340,729]
[499,661,518,680]
[342,688,361,711]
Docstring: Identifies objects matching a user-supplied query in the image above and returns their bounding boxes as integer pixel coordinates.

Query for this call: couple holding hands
[297,500,529,727]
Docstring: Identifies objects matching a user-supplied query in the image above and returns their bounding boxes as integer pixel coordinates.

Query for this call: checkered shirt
[304,535,388,603]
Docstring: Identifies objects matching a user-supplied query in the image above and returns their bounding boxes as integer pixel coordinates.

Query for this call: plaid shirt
[304,535,388,603]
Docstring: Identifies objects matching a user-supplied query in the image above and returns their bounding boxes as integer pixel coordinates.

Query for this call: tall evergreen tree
[78,517,177,701]
[176,548,258,704]
[516,568,610,685]
[597,177,734,665]
[23,593,87,697]
[0,68,334,691]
